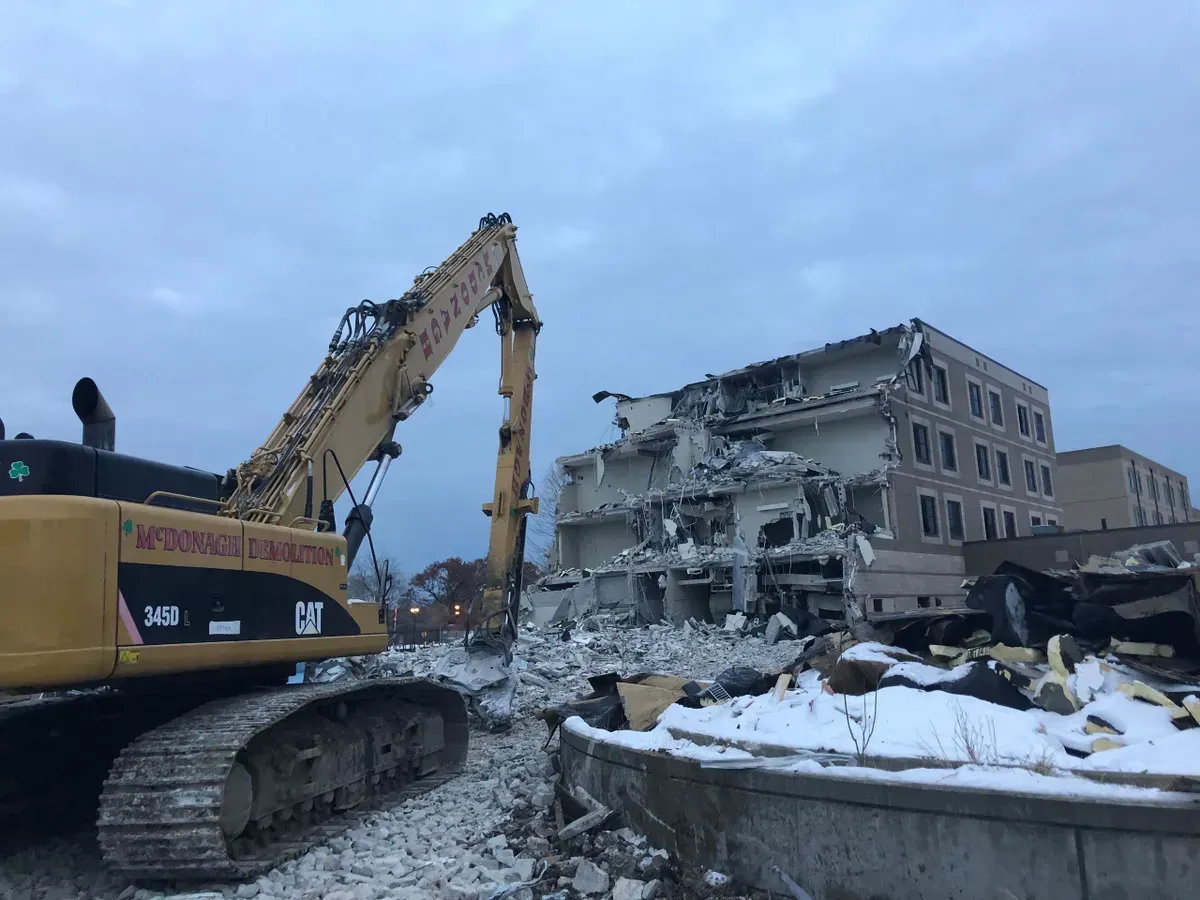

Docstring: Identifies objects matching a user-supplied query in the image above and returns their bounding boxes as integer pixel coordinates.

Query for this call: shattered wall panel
[616,395,674,434]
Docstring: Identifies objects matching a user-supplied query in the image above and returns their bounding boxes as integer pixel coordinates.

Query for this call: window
[1167,481,1175,507]
[1031,514,1043,527]
[1016,403,1031,437]
[974,443,991,481]
[939,431,958,472]
[932,365,950,405]
[982,505,999,540]
[1033,410,1047,443]
[995,449,1011,486]
[1002,509,1017,538]
[1046,516,1059,527]
[1040,464,1054,498]
[967,380,984,419]
[919,493,939,538]
[1154,510,1163,525]
[908,360,925,395]
[1150,476,1159,501]
[988,389,1004,427]
[1128,466,1138,493]
[1101,517,1107,530]
[1181,483,1189,508]
[946,499,965,541]
[1135,506,1147,526]
[1024,459,1038,493]
[912,422,931,465]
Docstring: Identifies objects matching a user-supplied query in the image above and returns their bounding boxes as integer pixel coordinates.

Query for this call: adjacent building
[1056,445,1192,531]
[543,317,1061,632]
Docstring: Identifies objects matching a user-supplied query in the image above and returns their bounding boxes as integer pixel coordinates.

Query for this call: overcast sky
[2,1,1197,572]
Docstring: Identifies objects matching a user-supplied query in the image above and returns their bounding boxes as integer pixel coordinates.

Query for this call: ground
[0,622,793,900]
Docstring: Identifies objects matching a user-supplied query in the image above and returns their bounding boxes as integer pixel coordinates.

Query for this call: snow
[838,641,915,666]
[574,649,1200,803]
[795,761,1197,802]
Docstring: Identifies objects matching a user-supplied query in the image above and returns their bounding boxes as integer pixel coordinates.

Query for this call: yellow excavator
[0,213,541,881]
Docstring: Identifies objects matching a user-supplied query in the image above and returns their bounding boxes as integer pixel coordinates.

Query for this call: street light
[409,606,420,645]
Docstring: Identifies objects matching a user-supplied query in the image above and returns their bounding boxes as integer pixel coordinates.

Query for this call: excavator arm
[222,213,541,724]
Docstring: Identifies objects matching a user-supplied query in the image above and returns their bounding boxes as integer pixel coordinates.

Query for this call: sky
[2,1,1197,574]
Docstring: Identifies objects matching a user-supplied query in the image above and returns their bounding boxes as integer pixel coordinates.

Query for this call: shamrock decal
[123,519,134,536]
[8,461,30,483]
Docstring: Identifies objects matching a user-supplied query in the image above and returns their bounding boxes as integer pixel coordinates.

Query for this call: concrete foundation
[561,722,1200,899]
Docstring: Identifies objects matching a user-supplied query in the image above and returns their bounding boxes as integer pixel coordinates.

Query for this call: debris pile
[554,551,1200,802]
[1,619,788,900]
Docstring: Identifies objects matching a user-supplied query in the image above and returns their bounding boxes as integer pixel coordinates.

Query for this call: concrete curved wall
[561,724,1200,900]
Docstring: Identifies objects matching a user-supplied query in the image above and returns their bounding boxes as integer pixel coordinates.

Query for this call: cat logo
[295,600,324,636]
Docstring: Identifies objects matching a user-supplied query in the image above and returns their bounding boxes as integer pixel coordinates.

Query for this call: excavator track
[0,690,199,848]
[97,677,468,882]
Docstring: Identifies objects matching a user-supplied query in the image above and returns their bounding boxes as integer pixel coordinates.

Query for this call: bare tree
[347,554,408,611]
[527,461,566,571]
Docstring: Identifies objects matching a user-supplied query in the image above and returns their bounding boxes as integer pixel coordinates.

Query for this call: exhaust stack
[72,377,116,451]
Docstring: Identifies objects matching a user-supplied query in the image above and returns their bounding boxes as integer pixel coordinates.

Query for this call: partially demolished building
[538,318,1064,632]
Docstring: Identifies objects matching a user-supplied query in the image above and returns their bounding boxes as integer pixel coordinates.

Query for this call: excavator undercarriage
[1,678,467,880]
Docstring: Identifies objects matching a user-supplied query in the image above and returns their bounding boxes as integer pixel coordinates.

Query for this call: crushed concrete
[0,621,787,900]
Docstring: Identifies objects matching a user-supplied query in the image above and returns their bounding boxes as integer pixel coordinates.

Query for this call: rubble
[3,619,796,900]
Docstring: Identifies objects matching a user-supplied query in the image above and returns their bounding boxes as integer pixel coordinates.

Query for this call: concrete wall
[562,724,1200,900]
[770,412,891,476]
[1056,453,1132,531]
[560,453,659,515]
[558,518,636,570]
[1057,446,1193,530]
[854,545,967,616]
[962,521,1200,575]
[796,342,900,395]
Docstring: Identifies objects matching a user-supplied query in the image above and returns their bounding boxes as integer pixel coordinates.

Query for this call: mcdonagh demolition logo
[129,522,343,566]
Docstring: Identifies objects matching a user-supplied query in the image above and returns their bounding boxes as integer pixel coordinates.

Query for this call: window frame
[986,385,1005,431]
[907,360,927,400]
[930,358,952,409]
[994,446,1012,489]
[1022,456,1040,497]
[965,374,985,423]
[937,427,959,476]
[981,501,999,541]
[1039,462,1055,499]
[917,488,942,544]
[1031,406,1048,446]
[910,415,934,470]
[973,438,992,485]
[1030,513,1043,528]
[1045,514,1059,528]
[1015,399,1032,441]
[944,493,966,544]
[1001,505,1018,539]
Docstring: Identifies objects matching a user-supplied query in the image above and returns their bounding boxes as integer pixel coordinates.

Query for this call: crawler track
[0,691,196,848]
[96,677,468,882]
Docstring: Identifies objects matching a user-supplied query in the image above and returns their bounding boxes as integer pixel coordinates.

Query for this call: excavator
[0,212,541,881]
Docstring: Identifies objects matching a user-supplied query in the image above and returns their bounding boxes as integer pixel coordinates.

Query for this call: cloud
[1,1,1197,570]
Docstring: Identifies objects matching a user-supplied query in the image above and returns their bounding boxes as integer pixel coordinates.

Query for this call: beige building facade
[1056,445,1192,531]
